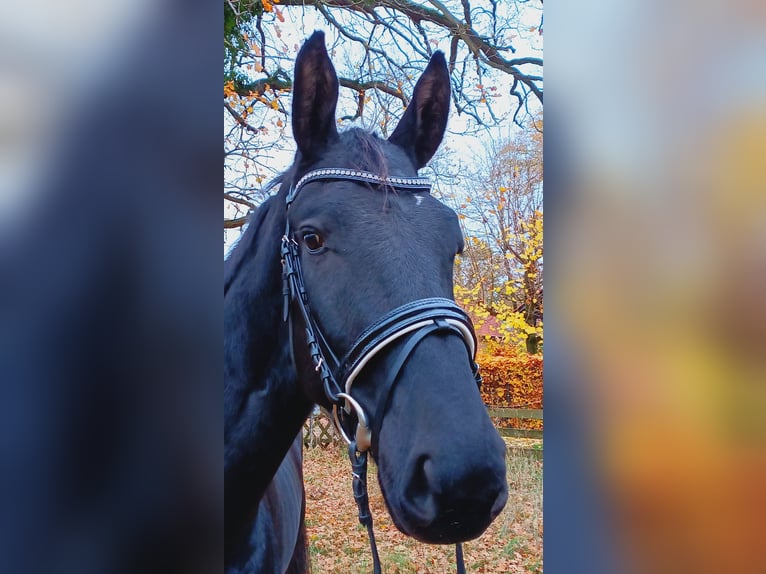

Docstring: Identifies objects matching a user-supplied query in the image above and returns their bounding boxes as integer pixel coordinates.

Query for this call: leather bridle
[280,167,482,574]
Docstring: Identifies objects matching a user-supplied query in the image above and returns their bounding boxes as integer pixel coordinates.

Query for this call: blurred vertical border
[546,0,766,572]
[0,1,221,572]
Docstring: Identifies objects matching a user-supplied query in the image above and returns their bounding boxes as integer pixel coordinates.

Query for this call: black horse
[224,31,508,573]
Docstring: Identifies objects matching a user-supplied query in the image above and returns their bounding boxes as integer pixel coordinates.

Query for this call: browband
[286,168,432,206]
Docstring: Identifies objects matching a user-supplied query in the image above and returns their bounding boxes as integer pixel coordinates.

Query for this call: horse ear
[292,31,339,160]
[388,51,451,170]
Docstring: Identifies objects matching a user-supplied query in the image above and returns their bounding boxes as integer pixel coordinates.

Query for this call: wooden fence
[487,407,543,440]
[303,406,543,447]
[303,408,341,448]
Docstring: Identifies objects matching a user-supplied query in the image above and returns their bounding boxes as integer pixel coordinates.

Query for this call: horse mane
[224,173,289,296]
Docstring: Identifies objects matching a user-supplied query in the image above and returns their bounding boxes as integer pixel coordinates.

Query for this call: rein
[280,168,482,574]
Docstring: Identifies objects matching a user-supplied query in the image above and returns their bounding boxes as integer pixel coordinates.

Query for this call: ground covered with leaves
[303,440,542,573]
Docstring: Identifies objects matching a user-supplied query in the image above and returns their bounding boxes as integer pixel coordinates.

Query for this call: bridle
[280,167,482,574]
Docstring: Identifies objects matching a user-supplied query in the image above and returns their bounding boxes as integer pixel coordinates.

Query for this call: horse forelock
[341,128,392,176]
[293,128,414,183]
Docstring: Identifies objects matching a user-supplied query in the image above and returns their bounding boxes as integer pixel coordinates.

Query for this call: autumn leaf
[303,438,542,573]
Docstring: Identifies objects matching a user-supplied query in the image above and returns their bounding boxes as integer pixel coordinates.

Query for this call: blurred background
[0,2,220,573]
[547,0,766,572]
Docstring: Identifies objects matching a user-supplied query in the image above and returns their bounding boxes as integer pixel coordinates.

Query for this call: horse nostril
[408,455,432,497]
[402,455,440,524]
[398,450,508,542]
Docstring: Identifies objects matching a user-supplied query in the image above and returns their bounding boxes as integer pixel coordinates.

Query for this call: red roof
[473,314,503,338]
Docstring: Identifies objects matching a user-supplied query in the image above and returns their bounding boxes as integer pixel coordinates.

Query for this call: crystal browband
[286,168,432,206]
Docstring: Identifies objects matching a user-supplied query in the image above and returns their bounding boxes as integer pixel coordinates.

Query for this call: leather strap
[286,168,432,207]
[338,298,478,390]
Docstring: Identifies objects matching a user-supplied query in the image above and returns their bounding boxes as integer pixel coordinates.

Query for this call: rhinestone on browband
[286,168,432,207]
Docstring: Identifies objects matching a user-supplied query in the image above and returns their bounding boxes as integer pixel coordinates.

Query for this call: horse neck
[224,300,313,544]
[224,199,313,539]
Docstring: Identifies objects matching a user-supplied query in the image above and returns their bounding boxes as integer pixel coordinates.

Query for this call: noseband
[280,167,482,574]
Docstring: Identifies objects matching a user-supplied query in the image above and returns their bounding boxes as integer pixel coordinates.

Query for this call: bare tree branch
[225,0,544,230]
[224,193,255,209]
[224,101,260,134]
[225,215,250,229]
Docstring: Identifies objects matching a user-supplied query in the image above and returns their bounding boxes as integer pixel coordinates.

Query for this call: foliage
[477,347,543,431]
[452,126,543,352]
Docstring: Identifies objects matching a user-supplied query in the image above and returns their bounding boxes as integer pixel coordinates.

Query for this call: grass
[304,439,543,573]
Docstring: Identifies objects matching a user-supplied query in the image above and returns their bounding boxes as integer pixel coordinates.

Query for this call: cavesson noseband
[280,167,481,574]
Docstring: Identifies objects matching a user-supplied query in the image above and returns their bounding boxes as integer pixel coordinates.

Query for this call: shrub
[477,346,543,431]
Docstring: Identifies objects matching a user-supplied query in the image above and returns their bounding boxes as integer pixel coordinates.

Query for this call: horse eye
[302,232,324,252]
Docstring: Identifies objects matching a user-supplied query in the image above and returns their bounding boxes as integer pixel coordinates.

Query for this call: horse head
[284,31,508,544]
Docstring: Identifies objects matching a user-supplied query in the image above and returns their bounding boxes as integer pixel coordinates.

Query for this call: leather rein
[280,167,482,574]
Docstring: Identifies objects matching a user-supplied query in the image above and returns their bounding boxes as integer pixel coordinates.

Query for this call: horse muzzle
[384,436,508,544]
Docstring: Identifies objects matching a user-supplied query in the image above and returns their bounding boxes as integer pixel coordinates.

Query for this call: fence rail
[487,407,543,440]
[303,407,543,447]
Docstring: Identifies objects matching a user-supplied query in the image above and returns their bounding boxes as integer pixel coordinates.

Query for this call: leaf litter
[303,440,542,573]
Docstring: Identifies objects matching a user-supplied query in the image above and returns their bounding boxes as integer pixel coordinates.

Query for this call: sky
[224,1,543,255]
